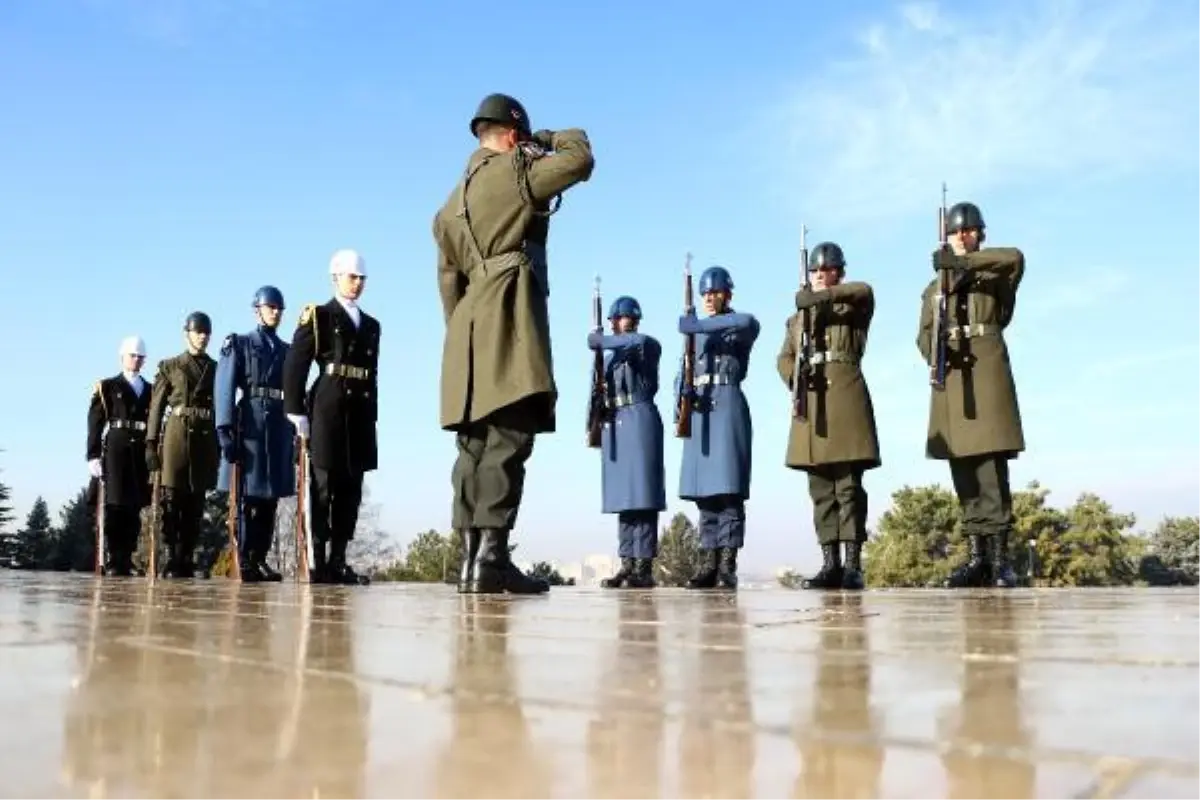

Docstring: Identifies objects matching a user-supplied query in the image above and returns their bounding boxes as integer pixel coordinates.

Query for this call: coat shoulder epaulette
[298,303,317,326]
[220,333,239,357]
[92,378,109,413]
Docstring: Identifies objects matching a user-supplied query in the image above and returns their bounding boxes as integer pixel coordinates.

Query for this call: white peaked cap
[329,249,367,276]
[119,336,147,357]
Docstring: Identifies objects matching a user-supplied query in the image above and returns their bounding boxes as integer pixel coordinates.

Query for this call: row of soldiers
[85,90,1024,594]
[87,251,380,585]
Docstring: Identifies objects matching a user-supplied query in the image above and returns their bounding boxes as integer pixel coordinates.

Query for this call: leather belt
[606,393,649,409]
[809,351,860,366]
[249,387,284,400]
[694,374,739,387]
[109,420,147,431]
[326,363,371,380]
[947,324,1001,341]
[174,407,212,420]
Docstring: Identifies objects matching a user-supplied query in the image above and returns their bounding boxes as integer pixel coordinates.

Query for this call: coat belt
[694,374,740,387]
[809,351,860,365]
[109,419,147,431]
[606,393,651,409]
[248,387,285,400]
[947,323,1001,341]
[326,363,371,380]
[174,407,212,420]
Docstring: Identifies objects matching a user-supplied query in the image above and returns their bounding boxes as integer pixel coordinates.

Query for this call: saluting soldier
[587,295,666,589]
[776,242,881,591]
[283,250,379,585]
[676,266,761,590]
[146,312,220,578]
[215,285,295,582]
[918,200,1025,588]
[86,335,153,576]
[433,92,595,595]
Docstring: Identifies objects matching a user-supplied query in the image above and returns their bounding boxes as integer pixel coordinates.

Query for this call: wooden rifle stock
[149,464,161,580]
[791,224,812,420]
[226,461,242,580]
[94,478,105,576]
[675,253,695,438]
[585,275,605,448]
[930,181,950,390]
[295,436,311,583]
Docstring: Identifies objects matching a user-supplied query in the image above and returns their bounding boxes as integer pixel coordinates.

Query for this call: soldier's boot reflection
[945,534,990,588]
[601,557,634,589]
[990,532,1017,588]
[841,541,865,591]
[801,543,844,590]
[469,528,548,594]
[626,557,656,588]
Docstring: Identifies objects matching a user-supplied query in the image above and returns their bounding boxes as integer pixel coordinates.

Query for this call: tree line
[1,453,1195,588]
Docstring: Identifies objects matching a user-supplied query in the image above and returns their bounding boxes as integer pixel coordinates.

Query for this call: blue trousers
[696,494,746,549]
[617,510,659,559]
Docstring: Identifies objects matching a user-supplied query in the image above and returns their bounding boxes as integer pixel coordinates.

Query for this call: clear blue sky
[1,0,1197,574]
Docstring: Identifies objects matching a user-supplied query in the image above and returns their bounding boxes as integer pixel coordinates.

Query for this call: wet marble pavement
[0,573,1196,799]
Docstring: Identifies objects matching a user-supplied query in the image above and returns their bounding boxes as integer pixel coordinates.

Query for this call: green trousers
[807,463,868,545]
[948,454,1013,537]
[450,400,538,530]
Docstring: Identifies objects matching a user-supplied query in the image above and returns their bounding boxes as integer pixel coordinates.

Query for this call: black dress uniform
[283,296,380,585]
[87,367,153,575]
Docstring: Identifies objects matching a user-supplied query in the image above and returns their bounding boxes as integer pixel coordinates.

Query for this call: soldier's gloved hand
[678,313,701,335]
[287,414,310,440]
[217,426,238,464]
[932,246,966,273]
[88,459,102,479]
[795,288,831,311]
[145,444,161,474]
[532,129,555,150]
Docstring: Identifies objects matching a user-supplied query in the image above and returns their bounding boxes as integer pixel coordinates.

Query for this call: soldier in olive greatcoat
[918,200,1026,588]
[146,312,220,578]
[777,242,881,590]
[433,92,595,595]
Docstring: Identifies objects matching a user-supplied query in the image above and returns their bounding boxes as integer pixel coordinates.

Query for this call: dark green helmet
[946,202,985,234]
[184,311,212,335]
[470,93,531,138]
[808,242,846,271]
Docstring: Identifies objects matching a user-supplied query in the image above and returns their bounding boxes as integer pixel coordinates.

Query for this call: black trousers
[948,454,1013,537]
[240,496,279,558]
[310,467,363,545]
[806,463,868,545]
[161,488,204,567]
[102,503,142,564]
[450,400,538,531]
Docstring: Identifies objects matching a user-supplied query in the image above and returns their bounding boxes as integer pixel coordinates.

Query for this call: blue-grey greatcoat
[588,331,667,514]
[215,327,296,499]
[676,310,761,501]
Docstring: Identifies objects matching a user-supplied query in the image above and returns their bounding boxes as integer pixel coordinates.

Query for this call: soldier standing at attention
[215,286,295,582]
[146,312,220,578]
[588,295,666,589]
[676,266,761,590]
[776,242,881,591]
[918,201,1025,588]
[283,250,379,586]
[87,336,154,576]
[433,92,595,595]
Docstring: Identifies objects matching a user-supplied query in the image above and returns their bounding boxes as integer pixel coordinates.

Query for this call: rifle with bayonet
[586,275,606,448]
[791,224,813,420]
[929,182,950,390]
[226,461,242,580]
[295,436,311,583]
[94,477,105,576]
[675,253,695,438]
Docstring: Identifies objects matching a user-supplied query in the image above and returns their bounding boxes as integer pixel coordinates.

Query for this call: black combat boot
[601,558,635,588]
[626,558,656,588]
[253,526,282,582]
[240,548,262,582]
[945,534,990,588]
[991,531,1018,588]
[328,537,370,585]
[841,541,865,590]
[685,548,719,589]
[468,529,549,595]
[801,542,843,590]
[457,528,481,593]
[716,547,739,590]
[110,527,134,577]
[308,539,329,584]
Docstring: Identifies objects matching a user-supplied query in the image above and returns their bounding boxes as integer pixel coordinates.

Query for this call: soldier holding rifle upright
[146,312,220,579]
[432,92,595,595]
[675,265,761,590]
[87,335,154,576]
[587,292,667,589]
[283,251,379,586]
[918,195,1026,588]
[777,236,881,591]
[215,285,294,582]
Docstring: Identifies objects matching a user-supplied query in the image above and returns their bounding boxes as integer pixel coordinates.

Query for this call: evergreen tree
[15,496,54,569]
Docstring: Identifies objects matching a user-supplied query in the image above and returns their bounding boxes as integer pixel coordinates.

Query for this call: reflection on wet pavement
[1,573,1195,798]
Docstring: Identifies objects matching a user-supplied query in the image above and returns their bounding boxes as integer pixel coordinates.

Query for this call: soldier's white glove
[88,459,102,479]
[287,414,310,439]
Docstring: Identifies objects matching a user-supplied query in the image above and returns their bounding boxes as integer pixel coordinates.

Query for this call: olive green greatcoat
[917,246,1026,460]
[777,281,881,470]
[434,130,595,433]
[147,351,220,492]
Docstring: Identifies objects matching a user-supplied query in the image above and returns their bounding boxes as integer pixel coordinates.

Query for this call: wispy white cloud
[762,0,1199,225]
